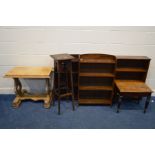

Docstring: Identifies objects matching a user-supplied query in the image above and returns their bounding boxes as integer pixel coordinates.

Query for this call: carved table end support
[12,96,22,108]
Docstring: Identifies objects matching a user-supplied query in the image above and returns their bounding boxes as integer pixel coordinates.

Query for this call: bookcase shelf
[116,67,146,72]
[79,99,112,104]
[79,72,115,77]
[79,85,113,91]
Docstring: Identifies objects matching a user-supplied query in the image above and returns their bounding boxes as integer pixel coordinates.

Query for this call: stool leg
[117,95,122,113]
[66,72,70,103]
[58,62,61,115]
[52,72,55,106]
[70,63,75,111]
[144,94,151,113]
[58,97,60,115]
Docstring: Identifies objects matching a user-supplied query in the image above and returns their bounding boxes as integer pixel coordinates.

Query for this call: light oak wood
[4,66,53,78]
[4,66,53,108]
[12,93,52,108]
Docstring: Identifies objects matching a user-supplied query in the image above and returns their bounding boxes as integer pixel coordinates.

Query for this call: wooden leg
[58,97,60,115]
[70,65,75,111]
[110,92,115,107]
[66,72,70,103]
[13,78,23,108]
[12,96,21,108]
[12,77,54,109]
[52,72,56,106]
[44,78,52,108]
[144,94,151,113]
[71,94,75,111]
[117,95,122,113]
[57,72,61,114]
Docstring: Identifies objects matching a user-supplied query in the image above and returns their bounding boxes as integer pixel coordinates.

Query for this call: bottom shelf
[79,99,112,105]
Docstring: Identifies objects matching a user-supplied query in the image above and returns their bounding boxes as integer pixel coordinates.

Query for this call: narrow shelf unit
[78,54,116,105]
[116,56,150,82]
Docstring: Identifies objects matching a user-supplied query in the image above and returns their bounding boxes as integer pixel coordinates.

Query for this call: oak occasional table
[115,80,153,113]
[4,66,53,108]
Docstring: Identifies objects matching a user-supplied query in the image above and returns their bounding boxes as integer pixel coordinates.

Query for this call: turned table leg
[13,78,23,108]
[144,94,151,113]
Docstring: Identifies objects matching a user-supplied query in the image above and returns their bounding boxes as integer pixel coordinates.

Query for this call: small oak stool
[115,80,153,113]
[51,54,75,115]
[4,66,53,108]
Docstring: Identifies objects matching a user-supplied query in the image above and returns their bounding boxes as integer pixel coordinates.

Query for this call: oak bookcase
[78,54,116,105]
[116,56,150,81]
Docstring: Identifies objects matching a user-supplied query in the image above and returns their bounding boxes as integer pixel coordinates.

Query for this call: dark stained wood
[52,54,79,100]
[80,59,115,64]
[116,56,150,60]
[79,99,112,104]
[52,54,152,109]
[79,72,115,77]
[51,53,74,61]
[116,55,150,82]
[51,54,76,114]
[115,80,152,113]
[116,68,146,72]
[115,80,152,93]
[79,85,113,91]
[79,54,116,105]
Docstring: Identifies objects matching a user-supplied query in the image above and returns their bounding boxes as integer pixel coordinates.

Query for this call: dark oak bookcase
[116,56,150,82]
[78,54,116,105]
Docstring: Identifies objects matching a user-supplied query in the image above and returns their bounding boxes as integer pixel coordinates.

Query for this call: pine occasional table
[115,80,153,113]
[4,66,53,108]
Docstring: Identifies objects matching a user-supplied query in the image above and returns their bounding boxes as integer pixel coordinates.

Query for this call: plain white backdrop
[0,0,155,155]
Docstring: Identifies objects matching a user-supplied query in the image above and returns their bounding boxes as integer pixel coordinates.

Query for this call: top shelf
[80,59,115,64]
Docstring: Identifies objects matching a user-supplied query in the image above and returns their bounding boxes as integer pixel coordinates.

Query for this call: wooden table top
[4,66,53,78]
[50,53,75,61]
[115,80,153,93]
